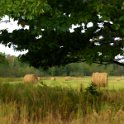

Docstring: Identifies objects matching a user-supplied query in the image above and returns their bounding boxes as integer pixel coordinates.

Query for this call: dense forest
[0,52,124,77]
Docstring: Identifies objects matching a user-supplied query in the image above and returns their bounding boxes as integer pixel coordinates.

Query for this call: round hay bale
[91,72,108,87]
[50,77,56,80]
[24,74,38,84]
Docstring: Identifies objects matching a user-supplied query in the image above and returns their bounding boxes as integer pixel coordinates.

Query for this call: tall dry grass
[0,82,124,123]
[0,103,124,124]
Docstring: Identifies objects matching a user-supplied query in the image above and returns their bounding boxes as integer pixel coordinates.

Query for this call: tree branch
[112,60,124,66]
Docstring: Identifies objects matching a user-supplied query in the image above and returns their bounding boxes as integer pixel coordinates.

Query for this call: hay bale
[91,72,108,87]
[50,77,56,80]
[38,77,41,81]
[64,76,71,81]
[24,74,38,84]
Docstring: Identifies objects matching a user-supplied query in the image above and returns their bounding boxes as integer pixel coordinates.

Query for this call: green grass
[0,77,22,84]
[0,76,124,123]
[41,76,124,90]
[0,76,124,90]
[108,76,124,90]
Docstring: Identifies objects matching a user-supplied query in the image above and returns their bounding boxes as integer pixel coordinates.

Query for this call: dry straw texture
[50,77,56,80]
[92,72,108,87]
[23,74,38,84]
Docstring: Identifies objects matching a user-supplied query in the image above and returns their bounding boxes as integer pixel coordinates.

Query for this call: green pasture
[0,76,124,90]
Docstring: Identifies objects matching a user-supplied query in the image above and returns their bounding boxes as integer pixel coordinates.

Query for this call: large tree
[0,0,124,68]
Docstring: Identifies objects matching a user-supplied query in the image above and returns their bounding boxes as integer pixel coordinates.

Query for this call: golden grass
[0,102,124,124]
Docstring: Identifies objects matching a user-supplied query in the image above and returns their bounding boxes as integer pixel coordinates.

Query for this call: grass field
[0,76,124,124]
[0,76,124,90]
[42,76,124,90]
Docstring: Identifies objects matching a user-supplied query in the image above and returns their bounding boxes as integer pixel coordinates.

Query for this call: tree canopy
[0,0,124,68]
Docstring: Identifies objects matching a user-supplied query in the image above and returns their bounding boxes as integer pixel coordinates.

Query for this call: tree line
[0,52,124,77]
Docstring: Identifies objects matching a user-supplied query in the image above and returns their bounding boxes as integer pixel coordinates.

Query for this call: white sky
[0,15,28,56]
[0,44,27,56]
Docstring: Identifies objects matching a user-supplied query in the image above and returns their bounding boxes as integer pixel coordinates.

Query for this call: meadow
[41,76,124,90]
[0,76,124,124]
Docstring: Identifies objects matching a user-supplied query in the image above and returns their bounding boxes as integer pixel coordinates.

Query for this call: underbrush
[0,83,124,123]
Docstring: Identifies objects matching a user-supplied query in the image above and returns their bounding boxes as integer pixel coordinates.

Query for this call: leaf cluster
[0,0,124,68]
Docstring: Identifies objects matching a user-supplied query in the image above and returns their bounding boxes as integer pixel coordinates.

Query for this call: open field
[42,76,124,90]
[0,76,124,90]
[0,76,124,124]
